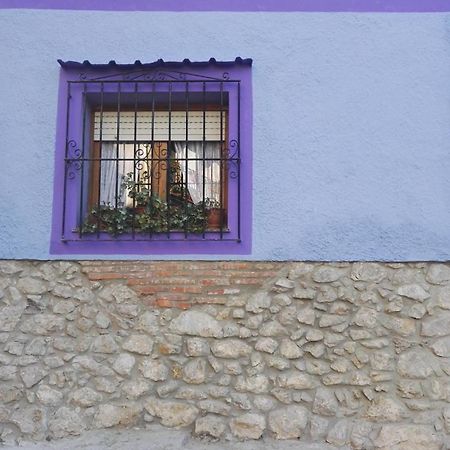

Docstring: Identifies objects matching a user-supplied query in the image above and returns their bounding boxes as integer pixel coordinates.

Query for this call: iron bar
[237,81,241,242]
[150,82,155,240]
[78,83,87,238]
[132,82,138,239]
[66,156,236,163]
[219,81,224,240]
[68,79,241,84]
[63,237,238,242]
[96,82,104,238]
[184,81,189,239]
[166,82,172,239]
[202,81,206,239]
[61,81,71,240]
[114,83,121,236]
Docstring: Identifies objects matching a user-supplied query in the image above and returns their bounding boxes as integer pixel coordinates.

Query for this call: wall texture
[0,10,450,260]
[1,260,450,448]
[2,3,449,448]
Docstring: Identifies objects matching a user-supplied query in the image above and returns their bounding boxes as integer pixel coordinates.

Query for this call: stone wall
[0,260,450,449]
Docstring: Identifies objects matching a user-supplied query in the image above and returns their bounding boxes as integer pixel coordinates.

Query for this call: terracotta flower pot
[134,206,147,215]
[207,208,226,229]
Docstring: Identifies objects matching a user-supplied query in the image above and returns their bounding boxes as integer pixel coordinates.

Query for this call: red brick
[206,288,226,295]
[253,262,284,270]
[128,277,197,286]
[152,270,177,277]
[126,277,159,285]
[156,299,191,309]
[86,272,127,281]
[193,271,223,278]
[218,262,253,270]
[121,270,149,276]
[82,264,148,273]
[181,262,221,270]
[147,262,187,271]
[134,285,202,295]
[200,278,231,286]
[155,293,190,303]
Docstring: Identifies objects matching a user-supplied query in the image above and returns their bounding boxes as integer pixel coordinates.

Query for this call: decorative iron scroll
[225,140,240,179]
[66,140,82,180]
[79,69,232,82]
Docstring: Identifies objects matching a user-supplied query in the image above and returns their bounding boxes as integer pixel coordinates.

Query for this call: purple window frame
[2,0,450,13]
[50,61,252,255]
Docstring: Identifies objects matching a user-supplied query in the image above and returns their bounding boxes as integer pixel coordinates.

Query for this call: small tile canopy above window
[50,58,252,255]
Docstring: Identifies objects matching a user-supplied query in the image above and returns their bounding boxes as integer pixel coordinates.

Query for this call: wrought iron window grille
[61,67,242,243]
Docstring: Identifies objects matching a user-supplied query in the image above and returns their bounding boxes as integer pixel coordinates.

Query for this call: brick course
[80,261,284,308]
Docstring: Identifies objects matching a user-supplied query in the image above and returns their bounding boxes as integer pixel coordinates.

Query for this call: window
[51,59,252,255]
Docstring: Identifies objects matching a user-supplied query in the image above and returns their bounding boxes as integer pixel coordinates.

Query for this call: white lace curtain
[174,142,221,204]
[99,143,133,206]
[98,142,222,206]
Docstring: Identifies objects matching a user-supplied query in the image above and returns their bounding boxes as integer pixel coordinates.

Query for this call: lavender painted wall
[0,9,449,260]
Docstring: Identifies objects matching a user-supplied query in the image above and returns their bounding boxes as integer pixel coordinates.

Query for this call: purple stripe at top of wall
[3,0,450,12]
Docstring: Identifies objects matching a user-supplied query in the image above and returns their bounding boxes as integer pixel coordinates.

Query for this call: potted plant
[82,204,132,236]
[135,196,169,233]
[121,172,150,213]
[203,198,226,229]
